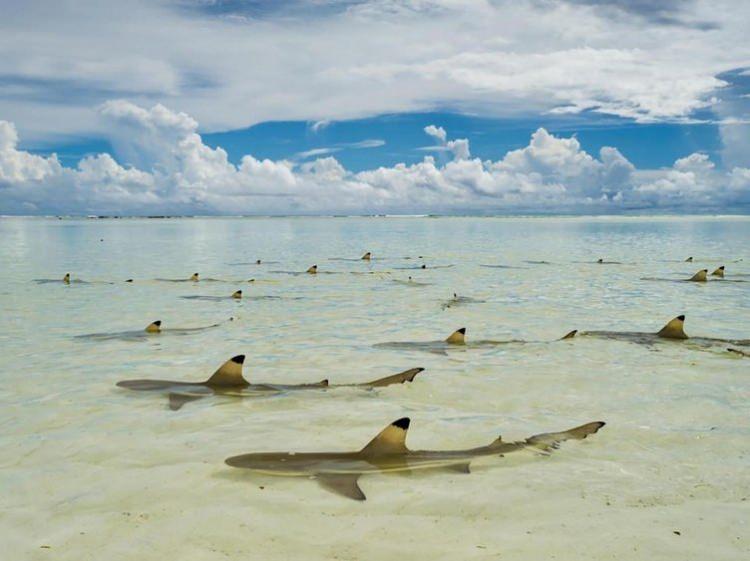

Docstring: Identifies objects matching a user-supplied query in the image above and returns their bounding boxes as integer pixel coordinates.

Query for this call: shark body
[225,417,605,500]
[77,319,229,341]
[117,355,426,410]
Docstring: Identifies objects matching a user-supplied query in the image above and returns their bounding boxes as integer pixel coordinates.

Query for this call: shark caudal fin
[525,421,606,453]
[205,355,249,387]
[445,328,466,344]
[656,315,688,339]
[190,273,199,281]
[560,330,578,340]
[685,256,693,262]
[711,266,725,278]
[307,265,318,274]
[360,417,410,455]
[231,290,242,299]
[360,367,425,388]
[689,269,708,282]
[361,252,371,260]
[145,320,162,333]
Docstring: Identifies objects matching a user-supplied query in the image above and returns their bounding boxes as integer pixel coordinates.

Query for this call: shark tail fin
[360,367,425,388]
[711,266,725,277]
[145,320,162,333]
[361,417,410,455]
[206,355,248,387]
[656,315,688,339]
[445,328,466,344]
[560,329,577,340]
[231,290,242,299]
[689,269,708,282]
[361,252,371,260]
[526,421,605,453]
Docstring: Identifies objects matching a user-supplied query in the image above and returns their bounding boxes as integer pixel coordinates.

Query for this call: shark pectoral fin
[316,473,366,501]
[361,367,425,388]
[443,462,471,474]
[526,421,606,453]
[168,391,208,411]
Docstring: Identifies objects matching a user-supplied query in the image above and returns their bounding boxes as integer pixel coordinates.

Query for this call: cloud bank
[1,101,748,215]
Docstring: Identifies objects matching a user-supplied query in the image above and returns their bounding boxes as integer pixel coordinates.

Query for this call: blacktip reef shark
[76,318,232,341]
[271,265,337,275]
[391,276,432,287]
[561,315,750,352]
[642,267,747,284]
[394,263,454,270]
[181,290,247,302]
[225,417,605,501]
[374,327,544,354]
[34,273,109,284]
[117,355,426,410]
[441,293,486,310]
[156,272,201,282]
[329,252,373,262]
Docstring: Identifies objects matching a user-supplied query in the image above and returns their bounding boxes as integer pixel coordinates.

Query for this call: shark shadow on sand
[225,417,605,501]
[117,355,426,410]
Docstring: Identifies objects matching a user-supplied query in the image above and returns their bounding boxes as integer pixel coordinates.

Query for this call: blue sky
[1,1,749,215]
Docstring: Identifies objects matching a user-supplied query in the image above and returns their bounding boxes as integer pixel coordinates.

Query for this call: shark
[561,315,750,351]
[117,355,426,410]
[156,273,201,282]
[642,268,746,284]
[225,417,605,501]
[77,319,231,341]
[181,290,285,302]
[391,276,432,287]
[34,273,105,284]
[441,293,487,310]
[374,327,537,354]
[328,252,373,262]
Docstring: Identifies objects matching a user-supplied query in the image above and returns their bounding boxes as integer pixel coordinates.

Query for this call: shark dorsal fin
[656,315,688,339]
[597,258,603,263]
[145,320,162,333]
[361,252,371,260]
[307,265,318,274]
[560,329,577,340]
[190,273,199,281]
[689,269,708,282]
[232,290,242,299]
[63,273,71,283]
[256,259,262,264]
[206,355,248,387]
[711,266,725,277]
[445,328,466,344]
[361,418,410,455]
[685,256,693,262]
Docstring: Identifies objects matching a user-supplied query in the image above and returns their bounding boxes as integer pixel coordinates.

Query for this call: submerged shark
[225,417,605,501]
[374,328,534,354]
[117,355,426,410]
[156,273,201,282]
[391,276,432,287]
[77,319,230,341]
[441,293,486,310]
[562,315,750,351]
[181,290,244,301]
[34,273,106,284]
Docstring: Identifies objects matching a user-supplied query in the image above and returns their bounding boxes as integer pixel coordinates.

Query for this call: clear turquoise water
[1,216,748,560]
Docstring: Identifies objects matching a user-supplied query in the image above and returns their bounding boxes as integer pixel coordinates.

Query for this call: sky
[1,0,749,215]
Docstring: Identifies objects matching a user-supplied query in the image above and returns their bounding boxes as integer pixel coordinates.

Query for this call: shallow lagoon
[1,215,748,560]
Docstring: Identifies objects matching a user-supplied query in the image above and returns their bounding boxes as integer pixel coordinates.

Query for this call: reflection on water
[0,216,748,561]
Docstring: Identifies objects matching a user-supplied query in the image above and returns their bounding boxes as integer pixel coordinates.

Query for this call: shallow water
[1,215,748,561]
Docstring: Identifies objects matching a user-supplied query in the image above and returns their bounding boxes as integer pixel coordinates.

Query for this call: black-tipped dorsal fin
[361,252,371,260]
[190,273,199,281]
[145,320,162,333]
[361,418,410,455]
[206,355,248,387]
[685,256,693,262]
[711,266,725,277]
[656,315,688,339]
[445,328,466,344]
[307,265,318,274]
[560,329,577,340]
[63,273,71,283]
[231,290,242,299]
[689,269,708,282]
